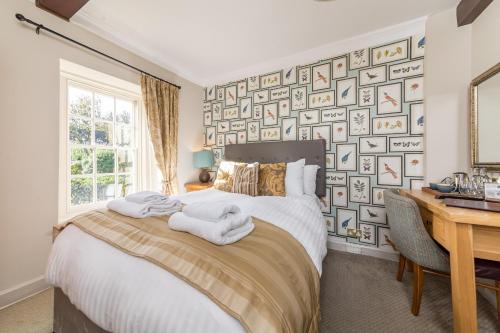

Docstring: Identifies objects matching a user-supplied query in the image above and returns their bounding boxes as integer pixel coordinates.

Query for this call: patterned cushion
[232,163,259,196]
[258,163,286,196]
[213,160,242,192]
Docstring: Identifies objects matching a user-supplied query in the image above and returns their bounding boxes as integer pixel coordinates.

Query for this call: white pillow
[303,165,320,196]
[285,159,305,196]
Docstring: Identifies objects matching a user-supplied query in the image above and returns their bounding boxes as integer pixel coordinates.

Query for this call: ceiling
[72,0,457,86]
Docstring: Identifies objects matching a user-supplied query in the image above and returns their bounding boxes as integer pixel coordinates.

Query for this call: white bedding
[46,189,328,333]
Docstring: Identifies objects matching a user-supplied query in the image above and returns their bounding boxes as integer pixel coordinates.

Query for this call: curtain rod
[15,13,181,90]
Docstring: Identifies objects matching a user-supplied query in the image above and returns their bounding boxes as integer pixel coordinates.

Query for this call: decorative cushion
[232,162,259,196]
[213,161,242,192]
[258,163,286,196]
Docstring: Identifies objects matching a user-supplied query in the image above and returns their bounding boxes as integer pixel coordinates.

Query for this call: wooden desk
[400,189,500,333]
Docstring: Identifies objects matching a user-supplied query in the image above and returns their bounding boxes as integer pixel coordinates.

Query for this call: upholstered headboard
[224,140,326,197]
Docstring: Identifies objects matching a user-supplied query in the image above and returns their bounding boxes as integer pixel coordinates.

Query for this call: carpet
[320,250,497,332]
[0,289,53,333]
[0,250,497,332]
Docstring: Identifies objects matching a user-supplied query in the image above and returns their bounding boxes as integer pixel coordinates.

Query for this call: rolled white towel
[168,212,254,245]
[125,191,168,204]
[182,201,241,222]
[107,198,181,218]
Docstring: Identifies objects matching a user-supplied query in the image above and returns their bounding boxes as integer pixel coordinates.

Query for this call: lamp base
[199,169,211,183]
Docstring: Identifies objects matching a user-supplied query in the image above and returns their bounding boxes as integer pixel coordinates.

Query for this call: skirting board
[327,236,399,262]
[0,275,49,310]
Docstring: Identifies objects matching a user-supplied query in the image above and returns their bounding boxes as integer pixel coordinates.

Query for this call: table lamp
[193,150,214,183]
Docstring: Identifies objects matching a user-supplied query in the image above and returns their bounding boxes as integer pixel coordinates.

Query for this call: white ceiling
[73,0,457,86]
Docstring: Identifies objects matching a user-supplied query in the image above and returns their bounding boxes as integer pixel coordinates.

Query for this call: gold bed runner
[58,209,320,333]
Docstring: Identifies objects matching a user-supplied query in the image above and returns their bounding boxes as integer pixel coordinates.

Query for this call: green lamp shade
[193,150,214,168]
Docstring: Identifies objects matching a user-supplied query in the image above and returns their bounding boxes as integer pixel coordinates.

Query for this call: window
[59,60,153,220]
[67,83,137,205]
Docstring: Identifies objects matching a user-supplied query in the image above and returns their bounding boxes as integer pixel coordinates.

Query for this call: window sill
[59,201,108,224]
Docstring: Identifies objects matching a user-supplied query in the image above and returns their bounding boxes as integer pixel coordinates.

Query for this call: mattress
[46,189,328,333]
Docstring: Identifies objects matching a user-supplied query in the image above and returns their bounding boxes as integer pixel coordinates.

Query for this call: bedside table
[185,182,213,192]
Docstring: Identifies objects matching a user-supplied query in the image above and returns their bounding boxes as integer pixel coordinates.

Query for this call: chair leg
[397,254,406,282]
[495,281,500,331]
[406,258,414,272]
[411,262,424,316]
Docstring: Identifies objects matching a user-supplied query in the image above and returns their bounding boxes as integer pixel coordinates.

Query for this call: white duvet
[46,189,328,333]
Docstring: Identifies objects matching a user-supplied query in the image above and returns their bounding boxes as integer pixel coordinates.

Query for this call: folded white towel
[107,198,181,218]
[125,191,168,204]
[182,201,241,222]
[168,212,254,245]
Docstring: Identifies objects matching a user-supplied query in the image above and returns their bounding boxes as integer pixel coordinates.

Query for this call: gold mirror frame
[470,62,500,170]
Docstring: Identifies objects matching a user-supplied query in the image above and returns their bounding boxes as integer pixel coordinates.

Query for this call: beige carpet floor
[0,250,497,332]
[0,289,53,333]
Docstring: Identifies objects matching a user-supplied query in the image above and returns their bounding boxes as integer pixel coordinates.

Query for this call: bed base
[54,287,110,333]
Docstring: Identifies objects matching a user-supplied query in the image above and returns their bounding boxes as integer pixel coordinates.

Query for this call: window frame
[59,62,154,222]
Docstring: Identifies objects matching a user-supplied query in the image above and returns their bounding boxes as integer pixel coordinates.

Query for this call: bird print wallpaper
[202,35,425,250]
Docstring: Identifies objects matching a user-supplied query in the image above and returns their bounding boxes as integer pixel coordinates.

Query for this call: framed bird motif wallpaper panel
[202,35,425,250]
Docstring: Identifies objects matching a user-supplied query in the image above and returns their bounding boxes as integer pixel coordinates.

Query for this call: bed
[47,140,328,333]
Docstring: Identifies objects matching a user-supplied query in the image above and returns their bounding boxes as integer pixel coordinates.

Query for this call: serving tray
[422,187,484,201]
[443,198,500,213]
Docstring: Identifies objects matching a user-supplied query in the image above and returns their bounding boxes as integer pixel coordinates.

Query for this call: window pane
[71,148,93,175]
[69,117,91,145]
[71,177,93,205]
[68,86,92,117]
[116,99,133,124]
[94,93,114,121]
[96,149,115,174]
[95,122,113,146]
[117,149,134,173]
[118,175,133,198]
[116,125,132,147]
[97,175,115,202]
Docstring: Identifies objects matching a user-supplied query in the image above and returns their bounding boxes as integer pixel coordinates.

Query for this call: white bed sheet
[46,189,328,333]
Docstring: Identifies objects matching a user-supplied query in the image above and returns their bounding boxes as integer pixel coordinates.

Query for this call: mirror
[470,63,500,170]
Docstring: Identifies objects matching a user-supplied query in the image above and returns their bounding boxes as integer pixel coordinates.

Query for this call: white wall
[424,9,471,183]
[0,0,203,306]
[471,0,500,78]
[178,82,205,193]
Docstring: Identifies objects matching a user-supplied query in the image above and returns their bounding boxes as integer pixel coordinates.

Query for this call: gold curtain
[140,74,179,195]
